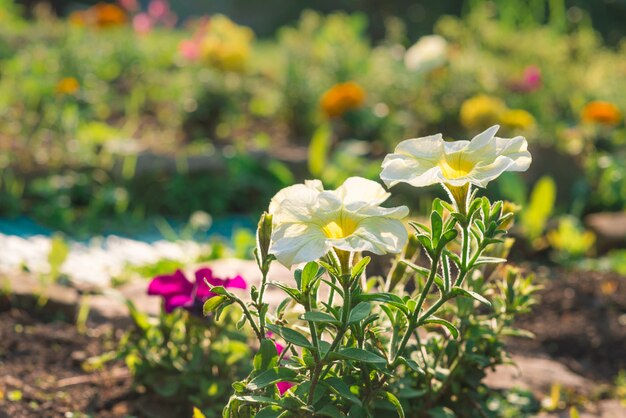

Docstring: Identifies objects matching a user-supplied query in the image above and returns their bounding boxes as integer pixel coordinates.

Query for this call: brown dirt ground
[510,266,626,381]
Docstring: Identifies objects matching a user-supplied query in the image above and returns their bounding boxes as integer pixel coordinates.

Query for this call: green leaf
[416,234,433,253]
[400,260,430,277]
[253,339,278,371]
[323,377,362,406]
[233,395,282,406]
[355,293,409,315]
[436,229,458,253]
[409,221,431,234]
[247,367,297,390]
[423,316,459,338]
[270,282,303,302]
[203,295,227,315]
[450,286,491,306]
[126,300,150,332]
[256,407,283,418]
[351,256,371,280]
[489,200,503,220]
[397,357,425,375]
[308,123,331,177]
[209,285,230,296]
[474,257,507,266]
[468,197,484,218]
[378,391,405,418]
[301,261,319,292]
[348,302,371,324]
[355,292,403,304]
[266,324,313,348]
[300,311,340,325]
[332,348,387,365]
[430,210,443,245]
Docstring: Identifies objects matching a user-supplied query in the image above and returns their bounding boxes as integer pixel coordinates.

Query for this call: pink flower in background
[508,65,542,93]
[178,18,210,62]
[124,0,177,34]
[148,0,169,20]
[118,0,139,12]
[133,13,152,34]
[148,268,246,313]
[179,39,201,61]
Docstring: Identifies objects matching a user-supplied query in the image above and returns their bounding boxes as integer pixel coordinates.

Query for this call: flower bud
[256,212,273,263]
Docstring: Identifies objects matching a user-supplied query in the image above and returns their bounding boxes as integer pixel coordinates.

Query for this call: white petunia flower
[268,177,409,268]
[404,35,448,73]
[380,125,532,189]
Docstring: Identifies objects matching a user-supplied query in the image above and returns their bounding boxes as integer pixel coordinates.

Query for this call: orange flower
[581,101,622,126]
[68,3,127,28]
[320,82,366,118]
[56,77,80,95]
[93,3,127,27]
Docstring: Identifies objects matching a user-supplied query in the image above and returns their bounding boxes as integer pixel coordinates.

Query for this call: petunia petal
[225,275,247,290]
[269,182,322,219]
[276,381,294,396]
[164,294,194,313]
[147,270,193,297]
[270,224,329,267]
[333,177,390,206]
[335,217,408,255]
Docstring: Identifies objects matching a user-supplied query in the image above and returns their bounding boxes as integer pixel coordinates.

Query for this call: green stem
[319,279,352,381]
[257,264,270,337]
[393,254,440,362]
[232,296,263,341]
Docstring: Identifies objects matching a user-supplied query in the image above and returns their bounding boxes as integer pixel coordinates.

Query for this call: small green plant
[112,301,251,417]
[547,216,596,264]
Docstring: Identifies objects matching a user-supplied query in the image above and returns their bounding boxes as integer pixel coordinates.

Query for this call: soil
[0,308,165,418]
[510,266,626,382]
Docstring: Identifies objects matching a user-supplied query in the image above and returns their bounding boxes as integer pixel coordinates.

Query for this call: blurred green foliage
[0,3,624,253]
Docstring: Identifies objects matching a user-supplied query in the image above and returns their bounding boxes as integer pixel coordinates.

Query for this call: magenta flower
[508,65,542,93]
[148,268,246,314]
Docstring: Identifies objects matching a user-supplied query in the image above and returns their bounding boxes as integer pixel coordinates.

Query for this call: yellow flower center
[322,218,358,239]
[440,155,475,179]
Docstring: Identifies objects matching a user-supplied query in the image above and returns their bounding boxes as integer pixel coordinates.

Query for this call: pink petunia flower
[148,268,246,314]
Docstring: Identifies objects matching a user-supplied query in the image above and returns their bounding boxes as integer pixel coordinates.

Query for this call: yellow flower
[500,109,536,131]
[460,95,507,131]
[199,15,254,72]
[320,81,366,118]
[56,77,80,95]
[581,101,622,126]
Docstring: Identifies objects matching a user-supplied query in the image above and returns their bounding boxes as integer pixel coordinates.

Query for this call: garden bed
[1,265,625,417]
[510,267,626,382]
